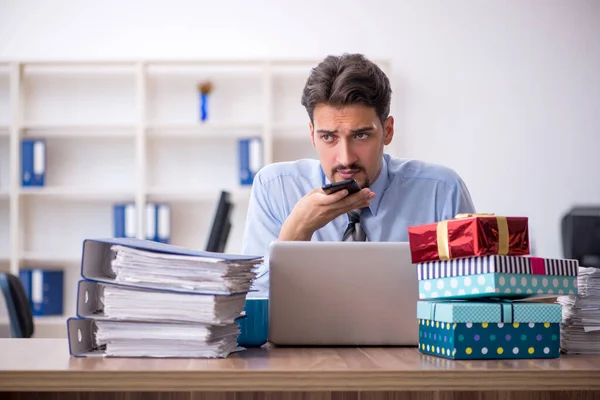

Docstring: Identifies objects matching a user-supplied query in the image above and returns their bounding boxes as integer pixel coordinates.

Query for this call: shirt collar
[320,155,390,217]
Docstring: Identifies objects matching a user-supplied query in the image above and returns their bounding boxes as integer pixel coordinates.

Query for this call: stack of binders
[408,213,579,360]
[67,238,263,358]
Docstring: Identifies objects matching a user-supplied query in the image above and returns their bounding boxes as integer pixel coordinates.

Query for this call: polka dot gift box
[416,300,562,360]
[417,255,578,300]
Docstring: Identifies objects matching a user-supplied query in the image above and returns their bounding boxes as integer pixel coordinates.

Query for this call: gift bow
[435,213,509,261]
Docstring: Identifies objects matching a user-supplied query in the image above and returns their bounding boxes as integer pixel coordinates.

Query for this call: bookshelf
[0,59,392,337]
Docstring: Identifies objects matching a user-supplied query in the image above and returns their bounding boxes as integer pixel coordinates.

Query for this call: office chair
[0,273,34,338]
[562,206,600,268]
[205,191,233,253]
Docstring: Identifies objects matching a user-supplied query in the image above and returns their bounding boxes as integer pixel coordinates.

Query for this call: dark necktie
[343,209,367,241]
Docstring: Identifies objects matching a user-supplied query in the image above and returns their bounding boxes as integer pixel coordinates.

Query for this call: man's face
[309,104,394,188]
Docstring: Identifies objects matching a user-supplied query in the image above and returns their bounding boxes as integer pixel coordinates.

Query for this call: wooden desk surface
[1,338,600,392]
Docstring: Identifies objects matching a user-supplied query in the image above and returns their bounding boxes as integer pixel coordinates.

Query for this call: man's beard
[331,163,370,188]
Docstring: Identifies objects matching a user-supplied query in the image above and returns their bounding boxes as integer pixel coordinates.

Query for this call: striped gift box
[417,255,578,281]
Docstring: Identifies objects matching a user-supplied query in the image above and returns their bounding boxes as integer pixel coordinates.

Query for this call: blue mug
[237,297,269,347]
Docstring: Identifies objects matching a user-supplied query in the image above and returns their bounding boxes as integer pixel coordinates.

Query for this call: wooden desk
[1,339,599,400]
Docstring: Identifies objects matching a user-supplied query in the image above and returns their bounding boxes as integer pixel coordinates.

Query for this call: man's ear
[309,121,316,148]
[383,116,394,146]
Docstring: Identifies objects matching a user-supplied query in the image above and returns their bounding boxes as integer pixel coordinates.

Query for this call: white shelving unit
[1,63,11,277]
[0,59,392,337]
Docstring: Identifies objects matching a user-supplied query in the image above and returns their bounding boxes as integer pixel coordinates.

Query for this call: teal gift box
[417,300,562,360]
[417,255,578,300]
[237,297,268,347]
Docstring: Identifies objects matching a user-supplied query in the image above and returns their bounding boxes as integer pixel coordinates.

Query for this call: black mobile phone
[321,178,361,195]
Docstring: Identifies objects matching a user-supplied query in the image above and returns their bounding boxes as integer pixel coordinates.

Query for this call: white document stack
[67,238,263,358]
[558,267,600,354]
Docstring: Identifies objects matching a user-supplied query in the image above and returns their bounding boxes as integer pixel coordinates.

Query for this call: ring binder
[68,237,263,358]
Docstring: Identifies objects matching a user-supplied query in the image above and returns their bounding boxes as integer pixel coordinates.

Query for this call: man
[242,53,476,295]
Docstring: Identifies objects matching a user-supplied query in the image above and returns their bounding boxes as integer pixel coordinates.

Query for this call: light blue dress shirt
[242,153,476,296]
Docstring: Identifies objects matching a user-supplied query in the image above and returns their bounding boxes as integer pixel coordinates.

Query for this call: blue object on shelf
[145,203,171,244]
[200,92,209,122]
[21,139,46,187]
[19,269,64,316]
[237,297,269,347]
[113,203,136,238]
[238,137,263,186]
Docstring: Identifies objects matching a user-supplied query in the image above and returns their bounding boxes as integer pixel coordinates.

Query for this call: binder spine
[145,203,157,241]
[238,137,263,186]
[124,204,136,238]
[113,203,137,238]
[113,204,125,238]
[19,268,64,316]
[21,139,46,186]
[67,317,98,357]
[156,204,171,244]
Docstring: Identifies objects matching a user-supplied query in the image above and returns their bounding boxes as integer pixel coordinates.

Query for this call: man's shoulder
[255,158,322,186]
[387,155,463,186]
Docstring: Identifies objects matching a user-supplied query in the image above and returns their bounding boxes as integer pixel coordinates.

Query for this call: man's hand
[278,188,376,241]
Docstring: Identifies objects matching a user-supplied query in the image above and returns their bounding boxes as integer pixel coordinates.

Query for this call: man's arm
[241,174,282,258]
[440,176,476,221]
[278,186,374,242]
[242,172,376,256]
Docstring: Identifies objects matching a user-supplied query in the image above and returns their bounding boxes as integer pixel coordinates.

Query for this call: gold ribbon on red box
[436,213,509,261]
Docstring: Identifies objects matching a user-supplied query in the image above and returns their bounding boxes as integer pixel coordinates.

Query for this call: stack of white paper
[67,238,263,358]
[100,284,248,324]
[558,267,600,354]
[110,245,258,295]
[95,320,241,358]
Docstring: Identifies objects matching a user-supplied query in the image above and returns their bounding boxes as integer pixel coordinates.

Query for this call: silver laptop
[268,241,419,346]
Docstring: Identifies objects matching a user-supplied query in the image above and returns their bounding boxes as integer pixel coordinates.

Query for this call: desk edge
[1,370,600,392]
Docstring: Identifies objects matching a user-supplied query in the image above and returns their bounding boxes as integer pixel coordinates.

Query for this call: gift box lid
[417,255,579,281]
[416,300,562,323]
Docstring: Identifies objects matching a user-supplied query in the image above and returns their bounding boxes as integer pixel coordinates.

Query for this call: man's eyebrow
[351,127,374,134]
[316,127,374,135]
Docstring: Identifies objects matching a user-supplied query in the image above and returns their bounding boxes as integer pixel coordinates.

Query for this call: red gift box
[407,213,530,263]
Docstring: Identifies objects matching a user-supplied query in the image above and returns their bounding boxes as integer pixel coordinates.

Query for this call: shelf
[0,315,66,326]
[19,187,135,201]
[146,63,264,75]
[34,316,67,326]
[21,123,136,138]
[146,123,263,138]
[146,187,252,202]
[0,57,392,295]
[20,253,80,265]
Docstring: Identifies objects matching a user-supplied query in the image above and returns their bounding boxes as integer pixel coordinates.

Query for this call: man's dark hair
[301,53,391,125]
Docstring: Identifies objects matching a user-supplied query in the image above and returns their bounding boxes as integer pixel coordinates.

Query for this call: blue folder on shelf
[21,139,46,187]
[145,203,171,244]
[19,268,63,316]
[238,137,263,186]
[113,203,137,238]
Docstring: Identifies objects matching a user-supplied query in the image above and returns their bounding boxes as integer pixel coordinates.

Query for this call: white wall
[1,0,598,259]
